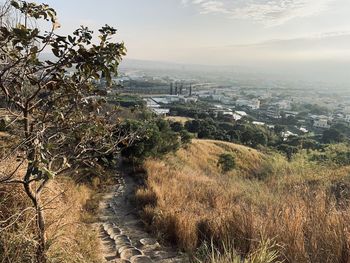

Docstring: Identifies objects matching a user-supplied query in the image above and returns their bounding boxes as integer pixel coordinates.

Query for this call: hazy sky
[37,0,350,83]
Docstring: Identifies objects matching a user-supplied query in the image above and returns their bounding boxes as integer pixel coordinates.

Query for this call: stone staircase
[98,176,188,263]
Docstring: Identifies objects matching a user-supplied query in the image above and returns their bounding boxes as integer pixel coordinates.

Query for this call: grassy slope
[138,139,350,263]
[165,116,194,124]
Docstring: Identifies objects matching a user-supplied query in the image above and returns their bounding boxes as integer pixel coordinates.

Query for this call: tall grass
[195,238,282,263]
[136,139,350,262]
[0,158,104,263]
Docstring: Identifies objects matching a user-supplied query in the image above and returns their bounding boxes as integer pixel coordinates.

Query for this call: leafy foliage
[121,119,183,162]
[184,119,271,148]
[217,153,236,172]
[0,1,131,261]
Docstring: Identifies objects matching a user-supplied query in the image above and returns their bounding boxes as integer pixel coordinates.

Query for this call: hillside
[137,139,350,263]
[168,139,264,176]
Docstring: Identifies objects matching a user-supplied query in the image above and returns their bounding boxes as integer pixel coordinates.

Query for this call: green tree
[185,119,201,133]
[121,119,180,163]
[180,130,192,145]
[274,125,286,135]
[322,128,345,144]
[0,1,130,261]
[277,144,298,161]
[217,153,236,172]
[253,131,268,147]
[170,121,184,132]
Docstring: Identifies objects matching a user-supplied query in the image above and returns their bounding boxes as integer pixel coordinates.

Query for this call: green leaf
[52,48,60,57]
[11,0,19,9]
[41,167,56,179]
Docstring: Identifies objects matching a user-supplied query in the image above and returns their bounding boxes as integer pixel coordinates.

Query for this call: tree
[185,119,200,133]
[322,128,345,144]
[252,131,268,147]
[180,130,192,145]
[170,121,184,132]
[121,119,180,163]
[217,153,236,172]
[0,1,133,262]
[274,125,286,135]
[277,144,298,161]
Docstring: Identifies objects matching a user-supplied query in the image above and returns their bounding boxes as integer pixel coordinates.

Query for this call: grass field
[137,139,350,262]
[165,116,194,124]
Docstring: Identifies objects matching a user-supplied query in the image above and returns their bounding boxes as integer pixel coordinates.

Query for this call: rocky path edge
[97,172,189,263]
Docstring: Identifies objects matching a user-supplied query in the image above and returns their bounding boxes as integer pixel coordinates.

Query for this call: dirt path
[97,172,189,263]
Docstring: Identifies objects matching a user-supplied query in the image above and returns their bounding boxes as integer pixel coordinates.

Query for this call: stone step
[120,248,143,260]
[130,255,153,263]
[98,177,188,263]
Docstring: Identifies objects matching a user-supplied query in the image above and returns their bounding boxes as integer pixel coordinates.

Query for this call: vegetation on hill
[166,101,350,160]
[137,139,350,263]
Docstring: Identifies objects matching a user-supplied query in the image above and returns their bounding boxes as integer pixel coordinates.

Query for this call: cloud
[181,0,334,26]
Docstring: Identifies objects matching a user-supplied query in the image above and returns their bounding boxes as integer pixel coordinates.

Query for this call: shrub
[180,130,193,145]
[0,119,6,131]
[217,153,236,172]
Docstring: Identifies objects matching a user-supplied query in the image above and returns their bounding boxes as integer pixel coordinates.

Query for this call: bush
[170,121,184,132]
[180,130,193,145]
[322,128,346,144]
[217,153,236,172]
[276,144,298,161]
[0,119,6,131]
[121,119,181,162]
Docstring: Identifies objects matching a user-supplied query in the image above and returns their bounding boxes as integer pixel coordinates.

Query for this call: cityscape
[1,1,350,263]
[100,67,350,141]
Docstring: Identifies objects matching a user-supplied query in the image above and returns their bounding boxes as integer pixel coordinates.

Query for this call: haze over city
[41,0,350,85]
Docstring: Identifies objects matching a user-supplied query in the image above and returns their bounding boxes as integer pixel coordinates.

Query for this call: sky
[37,0,350,83]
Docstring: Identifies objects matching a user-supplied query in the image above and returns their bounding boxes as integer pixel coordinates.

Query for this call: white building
[299,127,308,133]
[211,95,224,101]
[277,100,292,110]
[235,111,247,117]
[236,99,260,110]
[165,95,181,103]
[250,99,261,110]
[181,96,198,103]
[345,115,350,123]
[282,131,298,140]
[266,106,281,119]
[144,98,160,108]
[232,113,243,121]
[253,121,265,126]
[314,118,330,129]
[151,108,170,116]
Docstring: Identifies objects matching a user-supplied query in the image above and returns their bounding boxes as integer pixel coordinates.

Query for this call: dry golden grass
[0,158,104,263]
[137,139,350,262]
[165,116,194,124]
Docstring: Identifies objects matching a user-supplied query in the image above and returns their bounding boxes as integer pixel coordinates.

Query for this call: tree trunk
[35,201,47,263]
[23,164,47,263]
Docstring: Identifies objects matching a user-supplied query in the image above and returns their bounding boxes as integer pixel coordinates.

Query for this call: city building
[151,108,170,116]
[236,99,260,110]
[314,118,330,129]
[284,111,299,118]
[266,106,281,119]
[277,100,292,110]
[345,115,350,123]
